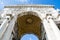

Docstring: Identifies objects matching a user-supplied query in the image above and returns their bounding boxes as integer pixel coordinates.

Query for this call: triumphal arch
[0,4,60,40]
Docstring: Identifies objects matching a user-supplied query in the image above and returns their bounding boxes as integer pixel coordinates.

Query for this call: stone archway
[13,11,42,40]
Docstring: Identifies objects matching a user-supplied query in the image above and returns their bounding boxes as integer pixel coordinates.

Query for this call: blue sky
[21,34,39,40]
[0,0,60,10]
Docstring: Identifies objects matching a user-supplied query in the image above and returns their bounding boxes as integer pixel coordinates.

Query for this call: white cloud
[15,0,31,4]
[19,0,28,3]
[0,2,4,4]
[0,0,4,4]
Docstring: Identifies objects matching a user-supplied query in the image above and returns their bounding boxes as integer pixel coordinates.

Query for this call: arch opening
[20,34,39,40]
